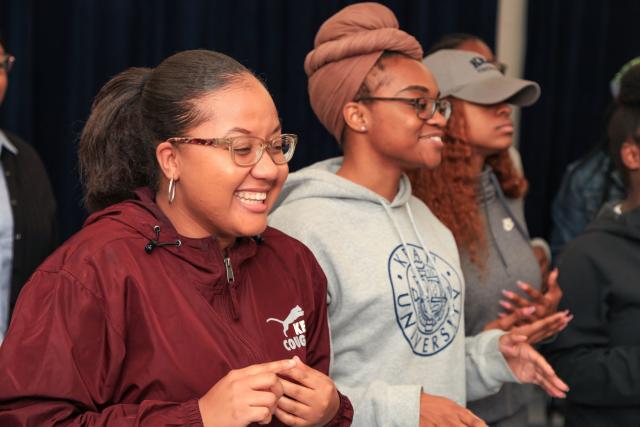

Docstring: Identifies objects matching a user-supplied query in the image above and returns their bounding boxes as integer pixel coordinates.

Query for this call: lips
[235,191,268,204]
[420,133,445,146]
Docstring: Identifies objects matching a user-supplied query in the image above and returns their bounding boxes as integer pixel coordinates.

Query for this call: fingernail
[499,300,512,309]
[292,356,301,363]
[523,306,536,315]
[517,282,529,290]
[502,289,515,298]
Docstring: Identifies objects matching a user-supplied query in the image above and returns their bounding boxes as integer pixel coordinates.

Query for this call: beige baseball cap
[423,49,540,106]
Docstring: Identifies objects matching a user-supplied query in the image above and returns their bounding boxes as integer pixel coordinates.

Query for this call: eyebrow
[224,124,282,137]
[395,85,441,98]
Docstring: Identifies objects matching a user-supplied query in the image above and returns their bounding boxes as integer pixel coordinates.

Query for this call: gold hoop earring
[168,177,176,204]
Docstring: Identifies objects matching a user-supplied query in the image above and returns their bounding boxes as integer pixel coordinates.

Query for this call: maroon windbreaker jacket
[0,188,353,426]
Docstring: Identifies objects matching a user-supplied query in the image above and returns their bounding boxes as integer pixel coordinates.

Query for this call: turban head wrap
[304,2,423,143]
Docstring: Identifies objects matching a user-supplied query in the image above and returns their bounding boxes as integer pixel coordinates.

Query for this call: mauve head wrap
[304,2,423,143]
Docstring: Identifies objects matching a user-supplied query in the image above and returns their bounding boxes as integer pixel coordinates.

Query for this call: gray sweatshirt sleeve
[336,382,421,427]
[465,329,519,401]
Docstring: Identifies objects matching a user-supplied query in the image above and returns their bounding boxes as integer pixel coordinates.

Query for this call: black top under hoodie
[542,204,640,427]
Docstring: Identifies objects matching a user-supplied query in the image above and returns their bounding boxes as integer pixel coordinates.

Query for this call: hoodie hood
[586,203,640,242]
[273,157,414,210]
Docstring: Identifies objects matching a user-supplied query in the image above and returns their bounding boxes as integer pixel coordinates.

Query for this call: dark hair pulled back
[79,49,254,212]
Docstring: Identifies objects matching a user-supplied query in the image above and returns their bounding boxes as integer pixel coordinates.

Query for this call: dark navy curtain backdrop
[0,0,497,238]
[1,0,638,241]
[521,0,640,238]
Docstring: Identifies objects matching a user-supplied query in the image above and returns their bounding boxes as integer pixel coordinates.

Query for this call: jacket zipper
[223,250,239,320]
[221,250,263,362]
[224,253,235,284]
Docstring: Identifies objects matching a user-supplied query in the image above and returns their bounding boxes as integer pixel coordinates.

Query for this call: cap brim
[451,75,541,106]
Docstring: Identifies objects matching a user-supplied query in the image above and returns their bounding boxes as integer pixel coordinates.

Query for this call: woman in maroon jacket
[0,50,352,426]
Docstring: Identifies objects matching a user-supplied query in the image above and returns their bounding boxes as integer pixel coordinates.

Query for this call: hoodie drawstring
[484,173,529,271]
[379,199,442,318]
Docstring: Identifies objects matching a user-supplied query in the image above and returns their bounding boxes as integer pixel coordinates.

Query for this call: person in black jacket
[0,36,57,343]
[543,63,640,427]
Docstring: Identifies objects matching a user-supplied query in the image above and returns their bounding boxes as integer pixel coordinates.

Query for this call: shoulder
[262,226,314,252]
[269,197,347,241]
[2,131,43,164]
[557,228,607,273]
[408,196,454,235]
[261,226,324,266]
[40,211,144,282]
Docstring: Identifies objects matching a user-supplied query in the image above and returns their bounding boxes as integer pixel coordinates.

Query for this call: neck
[156,186,235,250]
[469,150,488,176]
[621,181,640,212]
[337,137,403,202]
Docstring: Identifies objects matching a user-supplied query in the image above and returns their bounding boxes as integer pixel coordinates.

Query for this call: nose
[496,102,512,116]
[250,148,281,181]
[427,109,448,128]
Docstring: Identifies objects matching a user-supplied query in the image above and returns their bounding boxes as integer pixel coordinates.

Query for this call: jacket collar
[84,187,259,266]
[0,130,18,156]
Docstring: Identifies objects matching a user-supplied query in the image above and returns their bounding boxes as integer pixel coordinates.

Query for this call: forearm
[465,330,518,401]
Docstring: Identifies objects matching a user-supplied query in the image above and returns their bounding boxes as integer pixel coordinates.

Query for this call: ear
[156,141,181,180]
[621,140,640,171]
[342,101,369,133]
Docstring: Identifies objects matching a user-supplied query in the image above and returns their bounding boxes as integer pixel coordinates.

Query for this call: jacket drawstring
[144,225,182,254]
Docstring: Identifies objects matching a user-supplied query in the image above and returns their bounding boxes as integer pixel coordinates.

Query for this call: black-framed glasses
[0,54,15,73]
[167,134,298,167]
[356,96,452,121]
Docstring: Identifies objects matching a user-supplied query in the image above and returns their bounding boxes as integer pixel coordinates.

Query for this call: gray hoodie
[270,158,516,427]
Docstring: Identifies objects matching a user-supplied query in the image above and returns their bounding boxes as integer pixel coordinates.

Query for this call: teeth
[429,136,442,142]
[235,191,267,203]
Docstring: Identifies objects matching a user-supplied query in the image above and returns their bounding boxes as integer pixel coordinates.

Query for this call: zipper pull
[224,254,235,284]
[223,252,239,320]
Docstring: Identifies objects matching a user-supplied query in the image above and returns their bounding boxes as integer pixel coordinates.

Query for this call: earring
[168,177,176,204]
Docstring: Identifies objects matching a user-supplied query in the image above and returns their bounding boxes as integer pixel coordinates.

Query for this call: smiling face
[359,55,447,171]
[461,101,514,157]
[166,76,288,247]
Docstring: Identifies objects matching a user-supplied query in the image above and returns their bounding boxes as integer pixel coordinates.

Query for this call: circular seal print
[387,243,463,356]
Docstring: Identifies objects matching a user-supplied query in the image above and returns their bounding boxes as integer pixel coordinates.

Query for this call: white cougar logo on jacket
[267,305,307,351]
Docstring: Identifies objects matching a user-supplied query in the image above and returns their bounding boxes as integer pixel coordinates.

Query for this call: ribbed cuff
[181,399,204,427]
[325,390,354,426]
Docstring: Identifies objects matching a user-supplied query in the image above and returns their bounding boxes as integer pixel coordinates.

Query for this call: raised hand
[419,393,488,427]
[500,269,563,321]
[485,310,572,344]
[275,356,340,426]
[511,311,572,344]
[198,358,296,427]
[499,333,570,398]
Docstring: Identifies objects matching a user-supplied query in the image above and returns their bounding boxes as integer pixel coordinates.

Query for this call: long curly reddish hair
[408,98,528,268]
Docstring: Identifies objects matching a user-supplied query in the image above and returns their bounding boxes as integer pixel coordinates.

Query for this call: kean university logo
[388,244,462,356]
